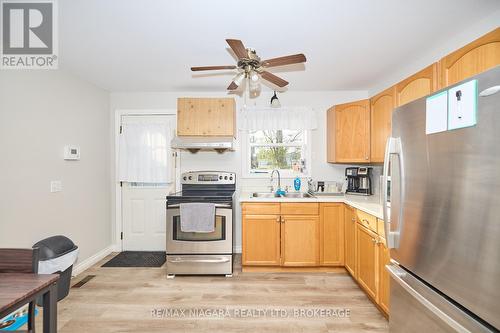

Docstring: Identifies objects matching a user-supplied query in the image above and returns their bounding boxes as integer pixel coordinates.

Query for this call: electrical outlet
[50,180,62,193]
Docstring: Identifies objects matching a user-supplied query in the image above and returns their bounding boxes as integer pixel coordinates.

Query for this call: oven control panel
[181,171,236,185]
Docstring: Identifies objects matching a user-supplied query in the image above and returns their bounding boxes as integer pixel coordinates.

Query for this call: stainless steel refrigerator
[382,66,500,332]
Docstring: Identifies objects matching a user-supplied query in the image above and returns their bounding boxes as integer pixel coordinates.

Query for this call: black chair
[0,248,40,332]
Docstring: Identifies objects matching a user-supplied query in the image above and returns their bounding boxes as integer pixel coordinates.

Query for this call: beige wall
[0,70,111,264]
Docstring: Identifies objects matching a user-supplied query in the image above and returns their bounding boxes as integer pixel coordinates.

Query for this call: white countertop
[239,193,384,219]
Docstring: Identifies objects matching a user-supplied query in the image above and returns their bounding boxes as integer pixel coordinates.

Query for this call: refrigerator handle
[387,264,470,332]
[383,137,404,249]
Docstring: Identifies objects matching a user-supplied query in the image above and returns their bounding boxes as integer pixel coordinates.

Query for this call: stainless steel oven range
[166,171,235,277]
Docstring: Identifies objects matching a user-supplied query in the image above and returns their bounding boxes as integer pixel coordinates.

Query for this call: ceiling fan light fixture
[249,78,260,91]
[250,71,260,82]
[249,80,261,98]
[190,39,307,91]
[233,72,245,86]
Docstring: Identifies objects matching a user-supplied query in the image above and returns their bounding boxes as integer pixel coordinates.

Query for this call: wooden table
[0,273,59,333]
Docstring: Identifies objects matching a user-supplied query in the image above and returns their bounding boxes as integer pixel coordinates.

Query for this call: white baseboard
[110,243,122,252]
[72,245,114,277]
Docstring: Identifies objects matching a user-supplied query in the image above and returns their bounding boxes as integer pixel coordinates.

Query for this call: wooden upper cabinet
[320,203,344,266]
[334,100,371,163]
[439,28,500,88]
[177,97,235,137]
[242,213,281,266]
[281,215,320,266]
[395,64,438,107]
[370,88,394,163]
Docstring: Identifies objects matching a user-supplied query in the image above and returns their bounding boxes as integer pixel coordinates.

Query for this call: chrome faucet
[270,169,281,193]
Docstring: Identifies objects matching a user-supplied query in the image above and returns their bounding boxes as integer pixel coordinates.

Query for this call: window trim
[241,129,312,179]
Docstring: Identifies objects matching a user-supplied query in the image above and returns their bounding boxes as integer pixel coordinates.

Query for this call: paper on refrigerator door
[426,90,448,135]
[448,79,477,130]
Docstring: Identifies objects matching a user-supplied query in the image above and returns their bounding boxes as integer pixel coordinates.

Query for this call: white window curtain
[239,106,317,131]
[119,119,172,183]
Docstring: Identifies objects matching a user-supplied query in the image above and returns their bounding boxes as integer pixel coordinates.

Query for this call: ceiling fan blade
[262,54,307,68]
[260,71,289,87]
[227,81,239,90]
[226,39,248,59]
[191,65,237,71]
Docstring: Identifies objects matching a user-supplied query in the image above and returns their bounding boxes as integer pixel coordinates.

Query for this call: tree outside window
[249,130,307,174]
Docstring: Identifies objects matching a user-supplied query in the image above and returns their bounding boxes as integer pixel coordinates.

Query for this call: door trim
[113,109,178,252]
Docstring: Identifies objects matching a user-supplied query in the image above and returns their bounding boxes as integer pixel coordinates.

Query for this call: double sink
[251,192,315,198]
[251,192,345,199]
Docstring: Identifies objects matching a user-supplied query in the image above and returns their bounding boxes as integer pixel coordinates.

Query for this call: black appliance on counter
[345,167,372,195]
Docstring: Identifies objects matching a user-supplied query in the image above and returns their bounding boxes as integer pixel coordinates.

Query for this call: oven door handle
[167,257,230,264]
[167,204,232,209]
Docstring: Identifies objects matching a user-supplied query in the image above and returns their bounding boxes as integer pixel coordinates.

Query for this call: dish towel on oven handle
[179,203,216,233]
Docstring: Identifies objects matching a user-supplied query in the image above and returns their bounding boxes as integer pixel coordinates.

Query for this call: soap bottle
[294,177,301,191]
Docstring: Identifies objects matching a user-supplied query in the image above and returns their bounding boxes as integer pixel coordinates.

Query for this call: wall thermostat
[64,145,80,160]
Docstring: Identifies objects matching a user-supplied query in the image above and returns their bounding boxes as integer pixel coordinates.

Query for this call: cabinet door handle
[351,217,356,222]
[276,217,280,222]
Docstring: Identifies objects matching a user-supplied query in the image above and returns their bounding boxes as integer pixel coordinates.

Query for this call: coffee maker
[345,167,372,195]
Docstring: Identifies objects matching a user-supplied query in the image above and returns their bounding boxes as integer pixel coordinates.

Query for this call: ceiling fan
[191,39,307,90]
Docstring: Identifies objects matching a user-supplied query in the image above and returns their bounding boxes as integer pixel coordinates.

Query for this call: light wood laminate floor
[37,254,388,333]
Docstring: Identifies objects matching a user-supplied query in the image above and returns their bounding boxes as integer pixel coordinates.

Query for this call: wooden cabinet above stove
[177,97,236,137]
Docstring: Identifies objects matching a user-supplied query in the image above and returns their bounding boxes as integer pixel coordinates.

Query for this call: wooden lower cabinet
[281,215,320,266]
[241,203,323,268]
[356,223,378,301]
[344,205,356,276]
[320,203,344,266]
[242,203,390,317]
[378,237,390,315]
[242,214,281,266]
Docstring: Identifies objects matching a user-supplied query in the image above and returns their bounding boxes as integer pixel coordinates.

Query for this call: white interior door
[120,115,176,251]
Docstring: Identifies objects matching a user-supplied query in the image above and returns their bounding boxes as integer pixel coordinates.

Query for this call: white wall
[110,90,370,251]
[0,70,111,264]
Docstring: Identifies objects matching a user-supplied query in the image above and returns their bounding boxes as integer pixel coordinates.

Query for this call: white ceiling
[59,0,500,92]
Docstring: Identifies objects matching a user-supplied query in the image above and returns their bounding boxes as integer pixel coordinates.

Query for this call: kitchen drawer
[281,203,319,215]
[242,203,280,215]
[377,218,385,238]
[356,209,377,233]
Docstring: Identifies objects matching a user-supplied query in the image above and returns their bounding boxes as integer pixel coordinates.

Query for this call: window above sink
[243,129,311,179]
